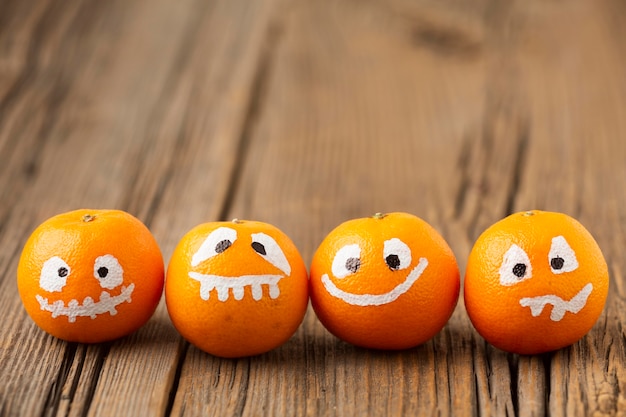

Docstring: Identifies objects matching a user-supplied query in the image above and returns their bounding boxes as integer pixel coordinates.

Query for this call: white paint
[191,227,237,267]
[93,254,124,289]
[250,232,291,276]
[499,244,532,286]
[331,244,361,278]
[320,257,429,306]
[383,238,411,270]
[188,272,283,302]
[548,235,579,274]
[35,284,135,323]
[39,256,70,292]
[519,283,593,321]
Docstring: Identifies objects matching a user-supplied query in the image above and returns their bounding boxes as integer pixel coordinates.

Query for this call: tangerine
[165,219,308,358]
[309,212,460,350]
[17,209,164,343]
[464,210,609,354]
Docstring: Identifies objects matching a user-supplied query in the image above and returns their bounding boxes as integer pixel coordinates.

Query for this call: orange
[309,212,460,350]
[464,210,609,354]
[165,219,308,358]
[17,209,164,343]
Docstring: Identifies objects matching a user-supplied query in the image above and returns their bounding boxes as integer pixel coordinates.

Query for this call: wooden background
[1,0,626,415]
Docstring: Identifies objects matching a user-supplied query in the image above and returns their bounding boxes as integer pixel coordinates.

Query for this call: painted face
[165,220,309,357]
[36,254,134,322]
[309,213,460,350]
[320,238,429,306]
[17,209,164,344]
[502,236,590,321]
[188,226,292,302]
[464,210,610,354]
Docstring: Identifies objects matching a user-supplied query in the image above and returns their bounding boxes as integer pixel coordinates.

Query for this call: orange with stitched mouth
[309,212,460,350]
[464,210,609,354]
[165,219,309,358]
[17,209,164,343]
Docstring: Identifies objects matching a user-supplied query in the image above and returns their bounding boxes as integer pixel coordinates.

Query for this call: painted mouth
[320,257,429,306]
[519,283,593,322]
[36,284,135,323]
[188,272,283,302]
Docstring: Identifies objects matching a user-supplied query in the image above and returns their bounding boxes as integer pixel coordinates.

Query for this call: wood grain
[0,0,625,416]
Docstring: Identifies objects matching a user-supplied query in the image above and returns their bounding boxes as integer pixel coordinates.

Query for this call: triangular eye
[549,236,579,274]
[499,244,532,286]
[191,227,237,267]
[250,232,291,276]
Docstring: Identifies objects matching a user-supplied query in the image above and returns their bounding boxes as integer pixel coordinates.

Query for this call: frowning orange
[464,210,609,354]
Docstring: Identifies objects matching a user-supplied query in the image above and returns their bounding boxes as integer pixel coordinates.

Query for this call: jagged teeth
[199,282,281,301]
[232,286,245,301]
[190,273,283,302]
[269,283,280,299]
[251,284,263,301]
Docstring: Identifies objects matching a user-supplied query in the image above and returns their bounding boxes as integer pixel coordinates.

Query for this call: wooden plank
[1,0,625,415]
[0,0,276,415]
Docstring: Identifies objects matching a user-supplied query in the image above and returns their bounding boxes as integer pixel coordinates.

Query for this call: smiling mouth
[320,257,429,307]
[519,283,593,322]
[188,272,283,302]
[36,284,135,323]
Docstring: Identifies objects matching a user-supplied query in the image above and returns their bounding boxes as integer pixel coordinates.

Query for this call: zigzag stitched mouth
[35,284,135,323]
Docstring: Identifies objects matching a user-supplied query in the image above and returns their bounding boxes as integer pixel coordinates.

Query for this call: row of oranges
[17,209,608,356]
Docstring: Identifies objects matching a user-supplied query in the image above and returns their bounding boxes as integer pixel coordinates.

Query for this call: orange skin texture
[309,212,460,350]
[165,220,309,358]
[464,210,609,355]
[17,209,164,343]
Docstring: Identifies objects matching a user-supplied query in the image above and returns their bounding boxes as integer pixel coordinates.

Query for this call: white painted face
[188,227,291,302]
[499,235,591,322]
[320,238,429,306]
[36,254,134,323]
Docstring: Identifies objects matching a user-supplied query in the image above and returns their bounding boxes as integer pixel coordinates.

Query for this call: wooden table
[1,0,625,415]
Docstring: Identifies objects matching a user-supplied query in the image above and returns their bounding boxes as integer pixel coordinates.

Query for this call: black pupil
[345,257,360,273]
[512,263,526,278]
[97,267,109,278]
[58,267,68,278]
[386,254,401,270]
[551,257,565,270]
[252,242,266,255]
[215,239,232,253]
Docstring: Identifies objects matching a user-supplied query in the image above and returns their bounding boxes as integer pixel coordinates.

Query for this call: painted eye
[332,244,361,278]
[383,238,412,271]
[499,244,532,286]
[191,227,238,267]
[93,255,124,289]
[549,236,579,274]
[251,233,291,275]
[40,256,71,292]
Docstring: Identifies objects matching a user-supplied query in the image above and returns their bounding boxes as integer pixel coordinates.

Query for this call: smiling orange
[309,212,460,350]
[464,210,609,354]
[17,209,164,343]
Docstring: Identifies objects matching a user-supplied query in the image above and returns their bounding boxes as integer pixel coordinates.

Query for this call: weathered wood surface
[1,0,625,415]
